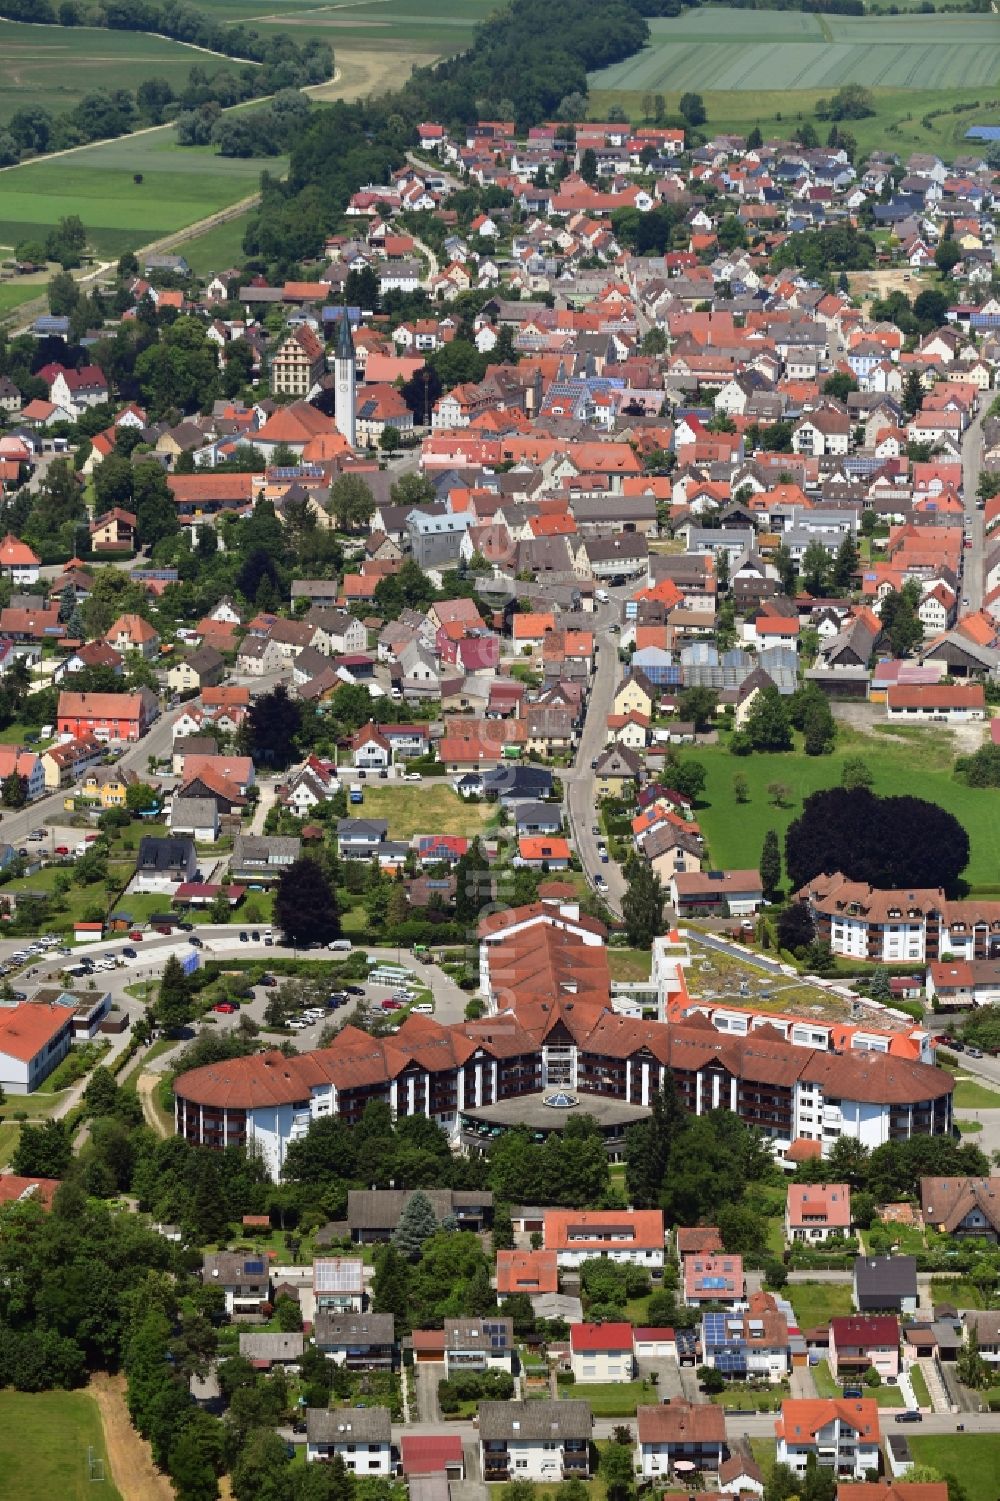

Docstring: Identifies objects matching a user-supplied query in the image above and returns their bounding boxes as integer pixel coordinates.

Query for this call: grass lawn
[711,1380,788,1412]
[813,1360,902,1405]
[788,1281,855,1329]
[2,864,109,933]
[560,1380,652,1417]
[679,730,1000,893]
[950,1077,1000,1110]
[0,1121,20,1166]
[910,1366,931,1408]
[607,947,653,982]
[908,1437,1000,1501]
[927,1278,987,1309]
[361,784,493,839]
[749,1439,777,1481]
[0,1390,122,1501]
[957,1119,983,1134]
[0,281,45,321]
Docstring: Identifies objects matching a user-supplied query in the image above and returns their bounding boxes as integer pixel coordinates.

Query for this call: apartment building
[544,1209,665,1273]
[798,872,1000,964]
[479,1400,592,1482]
[775,1399,880,1479]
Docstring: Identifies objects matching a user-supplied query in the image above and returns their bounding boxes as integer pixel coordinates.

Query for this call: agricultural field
[0,18,252,126]
[589,9,1000,160]
[908,1437,1000,1501]
[200,0,490,53]
[590,11,1000,94]
[0,128,282,259]
[685,727,1000,895]
[0,1390,122,1501]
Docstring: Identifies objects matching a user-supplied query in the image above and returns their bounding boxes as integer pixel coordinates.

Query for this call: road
[564,597,626,917]
[960,401,988,613]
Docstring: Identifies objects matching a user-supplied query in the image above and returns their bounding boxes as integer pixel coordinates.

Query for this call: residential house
[134,835,198,892]
[313,1313,396,1369]
[105,613,160,660]
[495,1249,559,1305]
[57,688,158,743]
[166,646,226,695]
[0,1002,74,1095]
[230,835,301,884]
[828,1316,900,1381]
[313,1257,365,1313]
[0,534,40,585]
[593,742,642,798]
[569,1323,634,1383]
[271,327,326,397]
[239,1332,305,1368]
[201,1251,271,1318]
[544,1209,665,1273]
[775,1399,880,1479]
[344,1188,493,1243]
[305,1407,393,1471]
[683,1253,745,1308]
[443,1318,514,1377]
[853,1257,918,1316]
[479,1400,592,1483]
[670,869,763,917]
[40,735,103,790]
[168,797,220,844]
[635,1401,727,1478]
[919,1177,1000,1239]
[701,1292,790,1382]
[786,1184,852,1243]
[90,508,137,551]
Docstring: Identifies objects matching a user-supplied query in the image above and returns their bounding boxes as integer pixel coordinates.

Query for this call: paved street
[564,593,628,917]
[961,401,988,613]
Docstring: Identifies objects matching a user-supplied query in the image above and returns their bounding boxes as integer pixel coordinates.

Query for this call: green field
[0,1390,122,1501]
[909,1437,1000,1501]
[199,0,491,50]
[177,210,253,274]
[590,11,1000,93]
[788,1280,855,1329]
[0,18,253,126]
[687,730,1000,896]
[0,128,280,258]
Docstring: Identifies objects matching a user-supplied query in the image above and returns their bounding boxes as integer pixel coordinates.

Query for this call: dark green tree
[760,828,781,901]
[621,859,663,947]
[274,858,341,947]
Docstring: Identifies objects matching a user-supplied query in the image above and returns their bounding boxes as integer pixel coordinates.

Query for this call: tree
[1,772,27,808]
[841,756,873,792]
[237,685,301,769]
[733,773,750,804]
[801,540,832,597]
[133,460,179,547]
[327,477,373,537]
[902,368,924,418]
[869,966,891,1002]
[580,147,598,186]
[379,424,401,455]
[745,684,793,752]
[777,901,814,953]
[785,787,970,894]
[956,1327,990,1389]
[11,1118,72,1178]
[156,954,194,1034]
[934,238,961,276]
[679,92,706,127]
[760,829,781,901]
[879,586,923,658]
[831,532,859,592]
[600,1443,636,1501]
[678,686,717,732]
[698,1364,726,1393]
[275,858,340,948]
[670,759,706,803]
[393,1189,438,1260]
[823,371,857,402]
[621,860,663,948]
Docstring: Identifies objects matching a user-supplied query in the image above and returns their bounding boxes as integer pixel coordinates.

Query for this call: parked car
[895,1412,922,1424]
[381,999,402,1011]
[189,935,204,948]
[403,772,422,782]
[239,931,249,943]
[54,846,69,855]
[345,985,365,996]
[129,930,144,941]
[258,975,277,988]
[214,1002,238,1014]
[122,947,138,959]
[967,1046,984,1058]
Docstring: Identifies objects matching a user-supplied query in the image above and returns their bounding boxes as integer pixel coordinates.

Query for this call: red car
[129,930,144,941]
[54,846,69,856]
[214,1002,238,1014]
[381,999,402,1011]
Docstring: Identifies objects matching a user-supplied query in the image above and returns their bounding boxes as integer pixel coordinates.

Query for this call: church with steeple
[333,311,356,448]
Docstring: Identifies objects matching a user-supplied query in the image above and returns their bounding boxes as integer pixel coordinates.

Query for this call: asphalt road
[564,596,627,917]
[960,402,987,613]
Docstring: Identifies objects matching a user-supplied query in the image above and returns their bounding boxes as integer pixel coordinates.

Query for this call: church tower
[333,309,356,447]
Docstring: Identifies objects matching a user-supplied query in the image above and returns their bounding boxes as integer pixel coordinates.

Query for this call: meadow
[0,129,282,259]
[0,18,252,126]
[908,1437,1000,1501]
[199,0,490,52]
[687,728,1000,895]
[0,1390,122,1501]
[589,11,1000,94]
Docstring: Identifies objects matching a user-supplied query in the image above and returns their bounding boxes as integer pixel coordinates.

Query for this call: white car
[288,1019,308,1030]
[403,772,422,782]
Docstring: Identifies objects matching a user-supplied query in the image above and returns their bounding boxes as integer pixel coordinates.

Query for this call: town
[1,10,1000,1501]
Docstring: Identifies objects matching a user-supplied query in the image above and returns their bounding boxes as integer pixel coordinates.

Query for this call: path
[137,1071,171,1139]
[88,1372,174,1501]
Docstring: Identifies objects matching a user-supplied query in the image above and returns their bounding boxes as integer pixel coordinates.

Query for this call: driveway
[414,1360,444,1423]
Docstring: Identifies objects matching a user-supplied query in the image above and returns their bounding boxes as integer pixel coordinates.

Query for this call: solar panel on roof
[314,1259,363,1293]
[244,1259,265,1274]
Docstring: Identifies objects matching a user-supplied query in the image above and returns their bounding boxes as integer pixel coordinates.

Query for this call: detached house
[305,1407,393,1472]
[775,1398,880,1479]
[829,1316,900,1382]
[544,1209,665,1273]
[0,534,40,585]
[105,613,160,660]
[636,1401,726,1478]
[786,1183,852,1243]
[920,1176,1000,1240]
[479,1400,592,1483]
[57,688,158,743]
[570,1323,634,1383]
[853,1256,918,1316]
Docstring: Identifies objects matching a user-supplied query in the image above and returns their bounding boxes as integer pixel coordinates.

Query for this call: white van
[327,939,352,952]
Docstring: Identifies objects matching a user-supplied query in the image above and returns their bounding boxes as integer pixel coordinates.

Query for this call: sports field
[0,1390,123,1501]
[0,129,283,259]
[590,10,1000,94]
[0,18,253,126]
